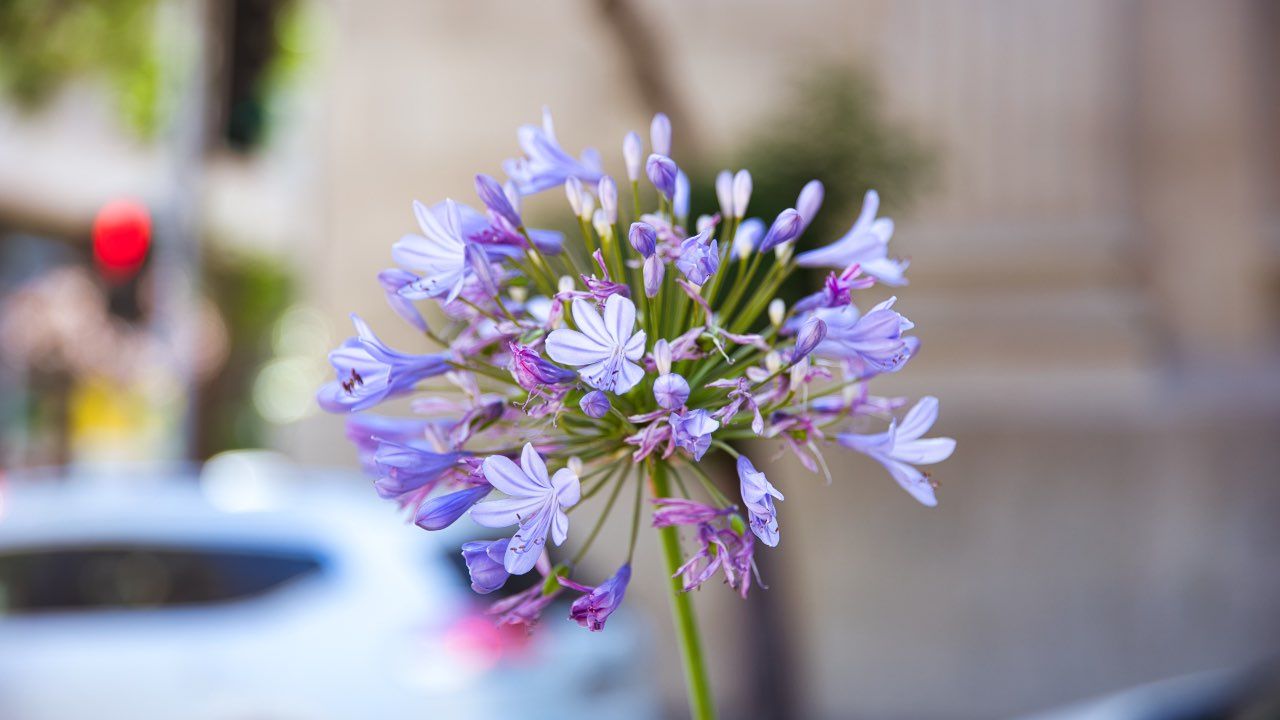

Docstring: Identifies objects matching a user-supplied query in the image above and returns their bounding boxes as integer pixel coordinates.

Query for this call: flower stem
[650,461,717,720]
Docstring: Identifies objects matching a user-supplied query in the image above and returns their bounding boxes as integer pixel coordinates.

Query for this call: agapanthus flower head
[320,108,952,640]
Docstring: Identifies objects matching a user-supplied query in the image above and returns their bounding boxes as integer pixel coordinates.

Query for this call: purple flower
[669,408,720,461]
[673,170,690,219]
[674,521,755,598]
[488,582,560,629]
[732,217,764,259]
[470,443,581,574]
[796,179,824,230]
[623,131,643,181]
[795,189,907,286]
[461,539,510,594]
[503,108,604,195]
[643,255,664,298]
[475,173,521,228]
[416,483,491,530]
[646,154,678,200]
[675,229,718,286]
[579,390,611,418]
[838,396,955,507]
[377,269,429,332]
[391,199,476,304]
[598,176,619,224]
[651,498,731,527]
[508,342,576,390]
[759,208,803,254]
[732,170,752,218]
[650,112,672,157]
[629,222,657,257]
[715,171,733,219]
[815,297,915,374]
[344,414,432,474]
[317,315,449,413]
[737,455,784,547]
[558,564,631,632]
[653,373,690,410]
[793,263,876,313]
[545,295,646,394]
[372,439,464,501]
[790,316,827,366]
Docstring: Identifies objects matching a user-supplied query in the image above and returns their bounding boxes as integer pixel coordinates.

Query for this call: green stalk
[650,461,717,720]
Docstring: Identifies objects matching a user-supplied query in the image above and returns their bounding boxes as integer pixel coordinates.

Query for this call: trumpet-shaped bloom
[317,315,449,413]
[796,189,908,286]
[509,342,576,390]
[559,564,631,631]
[814,297,915,374]
[416,484,491,530]
[371,439,464,501]
[670,408,720,460]
[837,396,955,506]
[391,199,478,304]
[737,456,784,547]
[503,109,604,195]
[471,443,581,574]
[545,295,646,394]
[461,539,511,594]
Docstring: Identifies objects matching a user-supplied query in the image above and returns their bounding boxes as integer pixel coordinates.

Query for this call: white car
[0,456,658,720]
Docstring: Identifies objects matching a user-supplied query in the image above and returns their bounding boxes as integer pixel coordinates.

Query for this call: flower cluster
[320,108,954,633]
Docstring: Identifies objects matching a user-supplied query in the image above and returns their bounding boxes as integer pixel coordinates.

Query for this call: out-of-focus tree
[0,0,162,136]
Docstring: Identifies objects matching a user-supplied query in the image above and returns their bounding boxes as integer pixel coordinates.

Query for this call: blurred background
[2,1,1279,718]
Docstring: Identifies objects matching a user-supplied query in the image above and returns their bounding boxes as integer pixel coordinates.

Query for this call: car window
[0,544,326,615]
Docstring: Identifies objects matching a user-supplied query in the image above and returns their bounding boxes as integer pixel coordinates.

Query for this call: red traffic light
[92,199,151,282]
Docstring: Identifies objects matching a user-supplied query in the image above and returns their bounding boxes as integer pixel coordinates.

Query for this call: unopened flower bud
[653,339,672,374]
[568,456,584,476]
[654,373,690,410]
[768,299,786,328]
[774,242,793,264]
[592,209,611,238]
[623,131,643,182]
[791,316,826,365]
[765,351,782,374]
[598,176,618,224]
[509,286,528,303]
[476,173,520,227]
[789,356,809,387]
[716,170,733,219]
[673,171,690,220]
[503,180,521,217]
[796,179,824,229]
[643,255,664,298]
[565,177,584,216]
[629,222,657,257]
[733,217,764,260]
[646,154,678,200]
[579,190,595,221]
[579,390,611,418]
[759,208,802,253]
[650,112,672,157]
[558,275,575,294]
[695,215,715,235]
[732,169,752,218]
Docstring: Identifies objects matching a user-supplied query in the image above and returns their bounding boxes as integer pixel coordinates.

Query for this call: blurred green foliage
[0,0,162,137]
[198,250,293,456]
